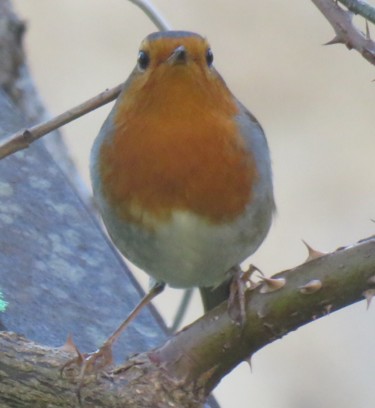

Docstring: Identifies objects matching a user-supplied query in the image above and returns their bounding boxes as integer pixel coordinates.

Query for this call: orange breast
[99,70,257,229]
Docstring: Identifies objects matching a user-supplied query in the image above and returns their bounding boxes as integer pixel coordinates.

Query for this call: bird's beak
[168,45,187,65]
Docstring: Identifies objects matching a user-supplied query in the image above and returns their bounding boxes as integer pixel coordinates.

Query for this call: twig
[338,0,375,25]
[129,0,172,31]
[0,84,123,160]
[311,0,375,65]
[0,0,172,161]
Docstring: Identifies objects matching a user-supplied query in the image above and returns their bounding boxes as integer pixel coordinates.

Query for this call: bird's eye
[206,48,214,67]
[138,50,150,70]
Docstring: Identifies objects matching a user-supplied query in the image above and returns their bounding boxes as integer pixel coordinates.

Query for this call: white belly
[99,186,273,288]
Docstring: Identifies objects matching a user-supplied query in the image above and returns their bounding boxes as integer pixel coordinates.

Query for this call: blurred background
[12,1,375,407]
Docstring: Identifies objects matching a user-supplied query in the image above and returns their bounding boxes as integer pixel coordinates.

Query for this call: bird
[68,30,274,375]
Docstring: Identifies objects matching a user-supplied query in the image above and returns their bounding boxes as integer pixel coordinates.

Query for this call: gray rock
[0,91,167,362]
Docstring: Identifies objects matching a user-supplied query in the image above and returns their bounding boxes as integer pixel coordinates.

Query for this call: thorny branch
[312,0,375,65]
[0,236,374,407]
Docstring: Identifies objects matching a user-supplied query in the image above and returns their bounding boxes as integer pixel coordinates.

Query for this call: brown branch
[0,84,123,160]
[0,0,173,162]
[1,236,374,407]
[311,0,375,65]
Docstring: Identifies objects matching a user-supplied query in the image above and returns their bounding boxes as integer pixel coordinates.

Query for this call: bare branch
[312,0,375,65]
[128,0,172,31]
[0,84,123,160]
[0,0,173,162]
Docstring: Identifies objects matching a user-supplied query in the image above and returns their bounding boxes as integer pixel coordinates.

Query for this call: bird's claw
[61,342,113,382]
[228,264,261,325]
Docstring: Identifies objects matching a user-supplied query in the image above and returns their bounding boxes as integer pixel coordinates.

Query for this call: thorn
[363,289,375,310]
[242,264,264,290]
[244,264,264,279]
[244,355,253,372]
[299,279,322,294]
[259,277,286,294]
[324,304,333,314]
[257,309,266,319]
[60,334,78,353]
[302,240,326,262]
[324,36,345,46]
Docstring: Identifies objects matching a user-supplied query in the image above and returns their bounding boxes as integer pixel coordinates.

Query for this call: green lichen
[0,290,8,312]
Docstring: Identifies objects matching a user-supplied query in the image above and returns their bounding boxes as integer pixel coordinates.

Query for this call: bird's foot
[60,283,166,403]
[228,264,261,324]
[61,339,114,403]
[62,342,113,378]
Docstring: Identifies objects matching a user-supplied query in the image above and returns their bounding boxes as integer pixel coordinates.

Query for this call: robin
[70,30,274,373]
